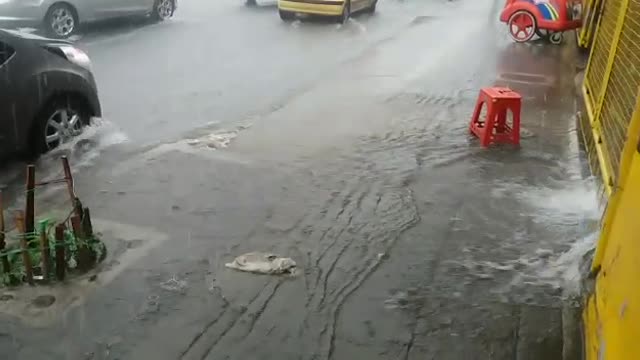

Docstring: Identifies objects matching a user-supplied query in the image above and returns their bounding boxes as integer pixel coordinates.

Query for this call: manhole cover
[32,295,56,308]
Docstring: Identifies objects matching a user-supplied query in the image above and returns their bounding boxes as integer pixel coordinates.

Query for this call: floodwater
[0,0,599,359]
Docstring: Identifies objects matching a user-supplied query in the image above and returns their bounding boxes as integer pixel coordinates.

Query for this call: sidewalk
[0,5,596,360]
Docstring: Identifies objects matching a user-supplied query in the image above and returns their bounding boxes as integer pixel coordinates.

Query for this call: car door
[102,0,153,17]
[124,0,155,15]
[87,0,136,20]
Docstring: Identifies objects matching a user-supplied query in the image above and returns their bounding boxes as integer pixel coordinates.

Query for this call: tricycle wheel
[508,10,537,43]
[536,28,550,39]
[549,32,563,45]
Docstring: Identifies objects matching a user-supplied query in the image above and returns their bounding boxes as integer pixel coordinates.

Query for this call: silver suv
[0,0,177,38]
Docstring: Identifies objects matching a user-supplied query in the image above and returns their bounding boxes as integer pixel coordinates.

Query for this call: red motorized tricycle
[500,0,583,44]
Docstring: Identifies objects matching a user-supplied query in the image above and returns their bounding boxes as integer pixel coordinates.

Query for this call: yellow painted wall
[579,0,640,355]
[583,139,640,360]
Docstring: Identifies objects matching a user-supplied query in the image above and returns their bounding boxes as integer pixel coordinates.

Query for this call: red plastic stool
[469,87,521,147]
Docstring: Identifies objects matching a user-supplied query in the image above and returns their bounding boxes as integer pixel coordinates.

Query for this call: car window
[0,40,15,67]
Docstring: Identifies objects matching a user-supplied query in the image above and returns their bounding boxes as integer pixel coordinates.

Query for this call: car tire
[44,3,79,39]
[152,0,175,21]
[279,10,295,21]
[31,97,90,156]
[337,1,350,24]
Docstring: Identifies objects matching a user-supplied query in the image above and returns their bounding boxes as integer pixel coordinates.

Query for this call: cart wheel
[549,32,563,45]
[508,11,537,42]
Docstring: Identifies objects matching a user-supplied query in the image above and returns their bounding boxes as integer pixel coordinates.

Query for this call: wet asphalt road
[80,0,436,145]
[0,0,599,359]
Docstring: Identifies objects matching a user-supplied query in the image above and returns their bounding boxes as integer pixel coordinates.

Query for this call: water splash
[514,177,599,297]
[347,18,367,33]
[518,178,601,223]
[491,176,601,226]
[335,18,367,33]
[44,118,129,168]
[458,177,600,300]
[534,233,596,295]
[0,119,128,203]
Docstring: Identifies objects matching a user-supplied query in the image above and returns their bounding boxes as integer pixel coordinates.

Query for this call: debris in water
[225,252,297,275]
[160,276,188,293]
[187,131,238,149]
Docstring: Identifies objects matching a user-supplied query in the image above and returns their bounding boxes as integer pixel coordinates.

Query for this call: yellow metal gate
[578,0,605,47]
[583,0,640,194]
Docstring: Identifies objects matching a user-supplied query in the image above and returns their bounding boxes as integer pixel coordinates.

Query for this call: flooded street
[0,0,599,359]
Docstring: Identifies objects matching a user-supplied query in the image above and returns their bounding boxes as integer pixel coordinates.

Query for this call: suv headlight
[46,44,92,71]
[58,45,92,70]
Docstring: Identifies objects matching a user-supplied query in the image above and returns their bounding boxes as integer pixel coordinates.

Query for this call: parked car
[0,29,101,159]
[278,0,377,23]
[0,0,177,39]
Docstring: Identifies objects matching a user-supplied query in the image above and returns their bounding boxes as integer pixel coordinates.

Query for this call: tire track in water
[324,190,421,360]
[232,89,471,358]
[241,280,284,340]
[290,172,389,358]
[316,188,368,307]
[199,280,283,360]
[306,178,370,307]
[179,280,271,360]
[297,156,420,358]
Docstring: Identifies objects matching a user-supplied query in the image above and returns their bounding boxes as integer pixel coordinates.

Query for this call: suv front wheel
[31,97,90,155]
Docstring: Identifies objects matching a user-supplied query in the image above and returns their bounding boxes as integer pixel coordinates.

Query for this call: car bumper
[278,0,345,16]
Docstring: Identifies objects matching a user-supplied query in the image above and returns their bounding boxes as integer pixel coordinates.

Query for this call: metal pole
[0,192,10,276]
[55,224,66,281]
[15,211,33,285]
[25,165,35,240]
[39,221,50,282]
[61,156,83,218]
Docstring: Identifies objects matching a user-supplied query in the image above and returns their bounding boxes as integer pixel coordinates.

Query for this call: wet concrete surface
[0,0,599,359]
